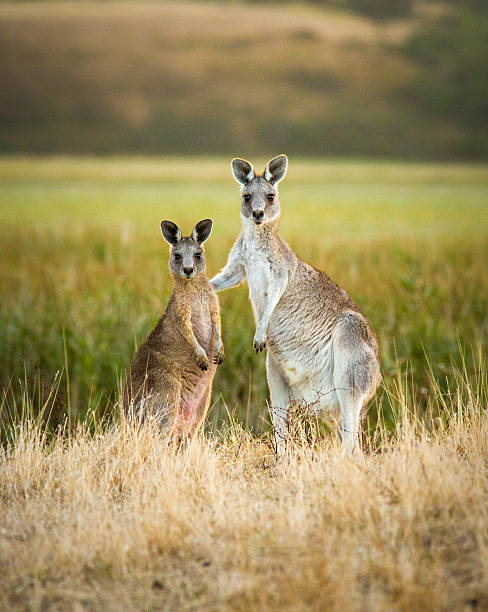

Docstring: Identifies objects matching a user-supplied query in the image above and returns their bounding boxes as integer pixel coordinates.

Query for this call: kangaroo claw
[197,356,209,371]
[214,351,224,365]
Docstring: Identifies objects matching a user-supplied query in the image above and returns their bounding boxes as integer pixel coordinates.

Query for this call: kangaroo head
[231,155,288,227]
[161,219,212,280]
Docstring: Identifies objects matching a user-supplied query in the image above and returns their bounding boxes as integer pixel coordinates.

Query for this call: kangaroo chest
[243,247,275,321]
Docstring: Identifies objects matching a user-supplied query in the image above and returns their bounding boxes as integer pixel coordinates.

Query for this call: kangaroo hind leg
[333,314,378,456]
[140,378,182,437]
[266,352,293,457]
[190,384,213,439]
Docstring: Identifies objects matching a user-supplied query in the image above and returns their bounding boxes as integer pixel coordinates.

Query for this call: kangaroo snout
[183,266,194,278]
[252,209,264,223]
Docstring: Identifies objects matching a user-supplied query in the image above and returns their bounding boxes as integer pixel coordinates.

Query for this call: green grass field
[1,156,488,610]
[1,156,487,433]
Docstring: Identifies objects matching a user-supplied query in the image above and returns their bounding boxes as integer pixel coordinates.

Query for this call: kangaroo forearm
[211,239,245,291]
[174,311,205,354]
[212,320,225,364]
[212,320,222,344]
[191,332,205,355]
[210,269,245,291]
[257,280,288,332]
[185,326,205,354]
[257,311,273,336]
[252,277,288,353]
[211,315,221,343]
[186,327,209,370]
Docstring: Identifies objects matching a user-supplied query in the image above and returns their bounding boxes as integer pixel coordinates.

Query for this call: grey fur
[162,220,211,280]
[211,155,380,456]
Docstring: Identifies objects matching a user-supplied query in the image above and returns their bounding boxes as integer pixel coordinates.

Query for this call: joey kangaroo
[123,219,224,440]
[211,155,380,456]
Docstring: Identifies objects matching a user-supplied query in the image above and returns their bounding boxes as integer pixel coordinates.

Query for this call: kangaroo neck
[242,218,280,246]
[172,274,208,294]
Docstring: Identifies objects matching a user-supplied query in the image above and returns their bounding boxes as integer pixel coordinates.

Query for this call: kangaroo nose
[253,209,264,222]
[183,266,194,276]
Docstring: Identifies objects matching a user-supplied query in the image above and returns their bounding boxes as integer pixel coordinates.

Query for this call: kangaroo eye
[194,253,201,260]
[267,194,274,203]
[173,253,181,261]
[243,194,251,203]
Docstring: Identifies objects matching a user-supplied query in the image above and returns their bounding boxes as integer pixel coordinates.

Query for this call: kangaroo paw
[214,350,225,365]
[197,355,209,371]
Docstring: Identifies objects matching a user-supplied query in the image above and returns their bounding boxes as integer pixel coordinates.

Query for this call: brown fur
[123,226,223,441]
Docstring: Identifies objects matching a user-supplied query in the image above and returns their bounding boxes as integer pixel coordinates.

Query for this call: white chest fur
[245,256,271,320]
[241,239,273,321]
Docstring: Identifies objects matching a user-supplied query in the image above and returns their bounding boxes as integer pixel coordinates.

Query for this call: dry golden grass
[1,357,488,611]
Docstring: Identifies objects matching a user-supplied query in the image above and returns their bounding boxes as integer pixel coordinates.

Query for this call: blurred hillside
[0,0,487,158]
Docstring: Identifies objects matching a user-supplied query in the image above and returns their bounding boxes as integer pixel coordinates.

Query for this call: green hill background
[1,0,487,158]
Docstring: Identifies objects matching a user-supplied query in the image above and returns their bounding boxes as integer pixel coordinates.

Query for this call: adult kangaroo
[210,155,380,456]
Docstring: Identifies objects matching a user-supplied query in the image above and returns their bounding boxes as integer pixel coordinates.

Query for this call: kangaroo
[210,155,380,456]
[123,219,224,440]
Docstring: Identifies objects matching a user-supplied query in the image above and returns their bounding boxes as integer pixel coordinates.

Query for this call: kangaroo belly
[179,371,212,417]
[267,300,337,394]
[269,333,339,413]
[269,325,335,386]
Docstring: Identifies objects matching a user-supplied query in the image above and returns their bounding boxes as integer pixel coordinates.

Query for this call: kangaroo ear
[231,158,255,185]
[192,218,213,244]
[161,220,181,245]
[264,154,288,185]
